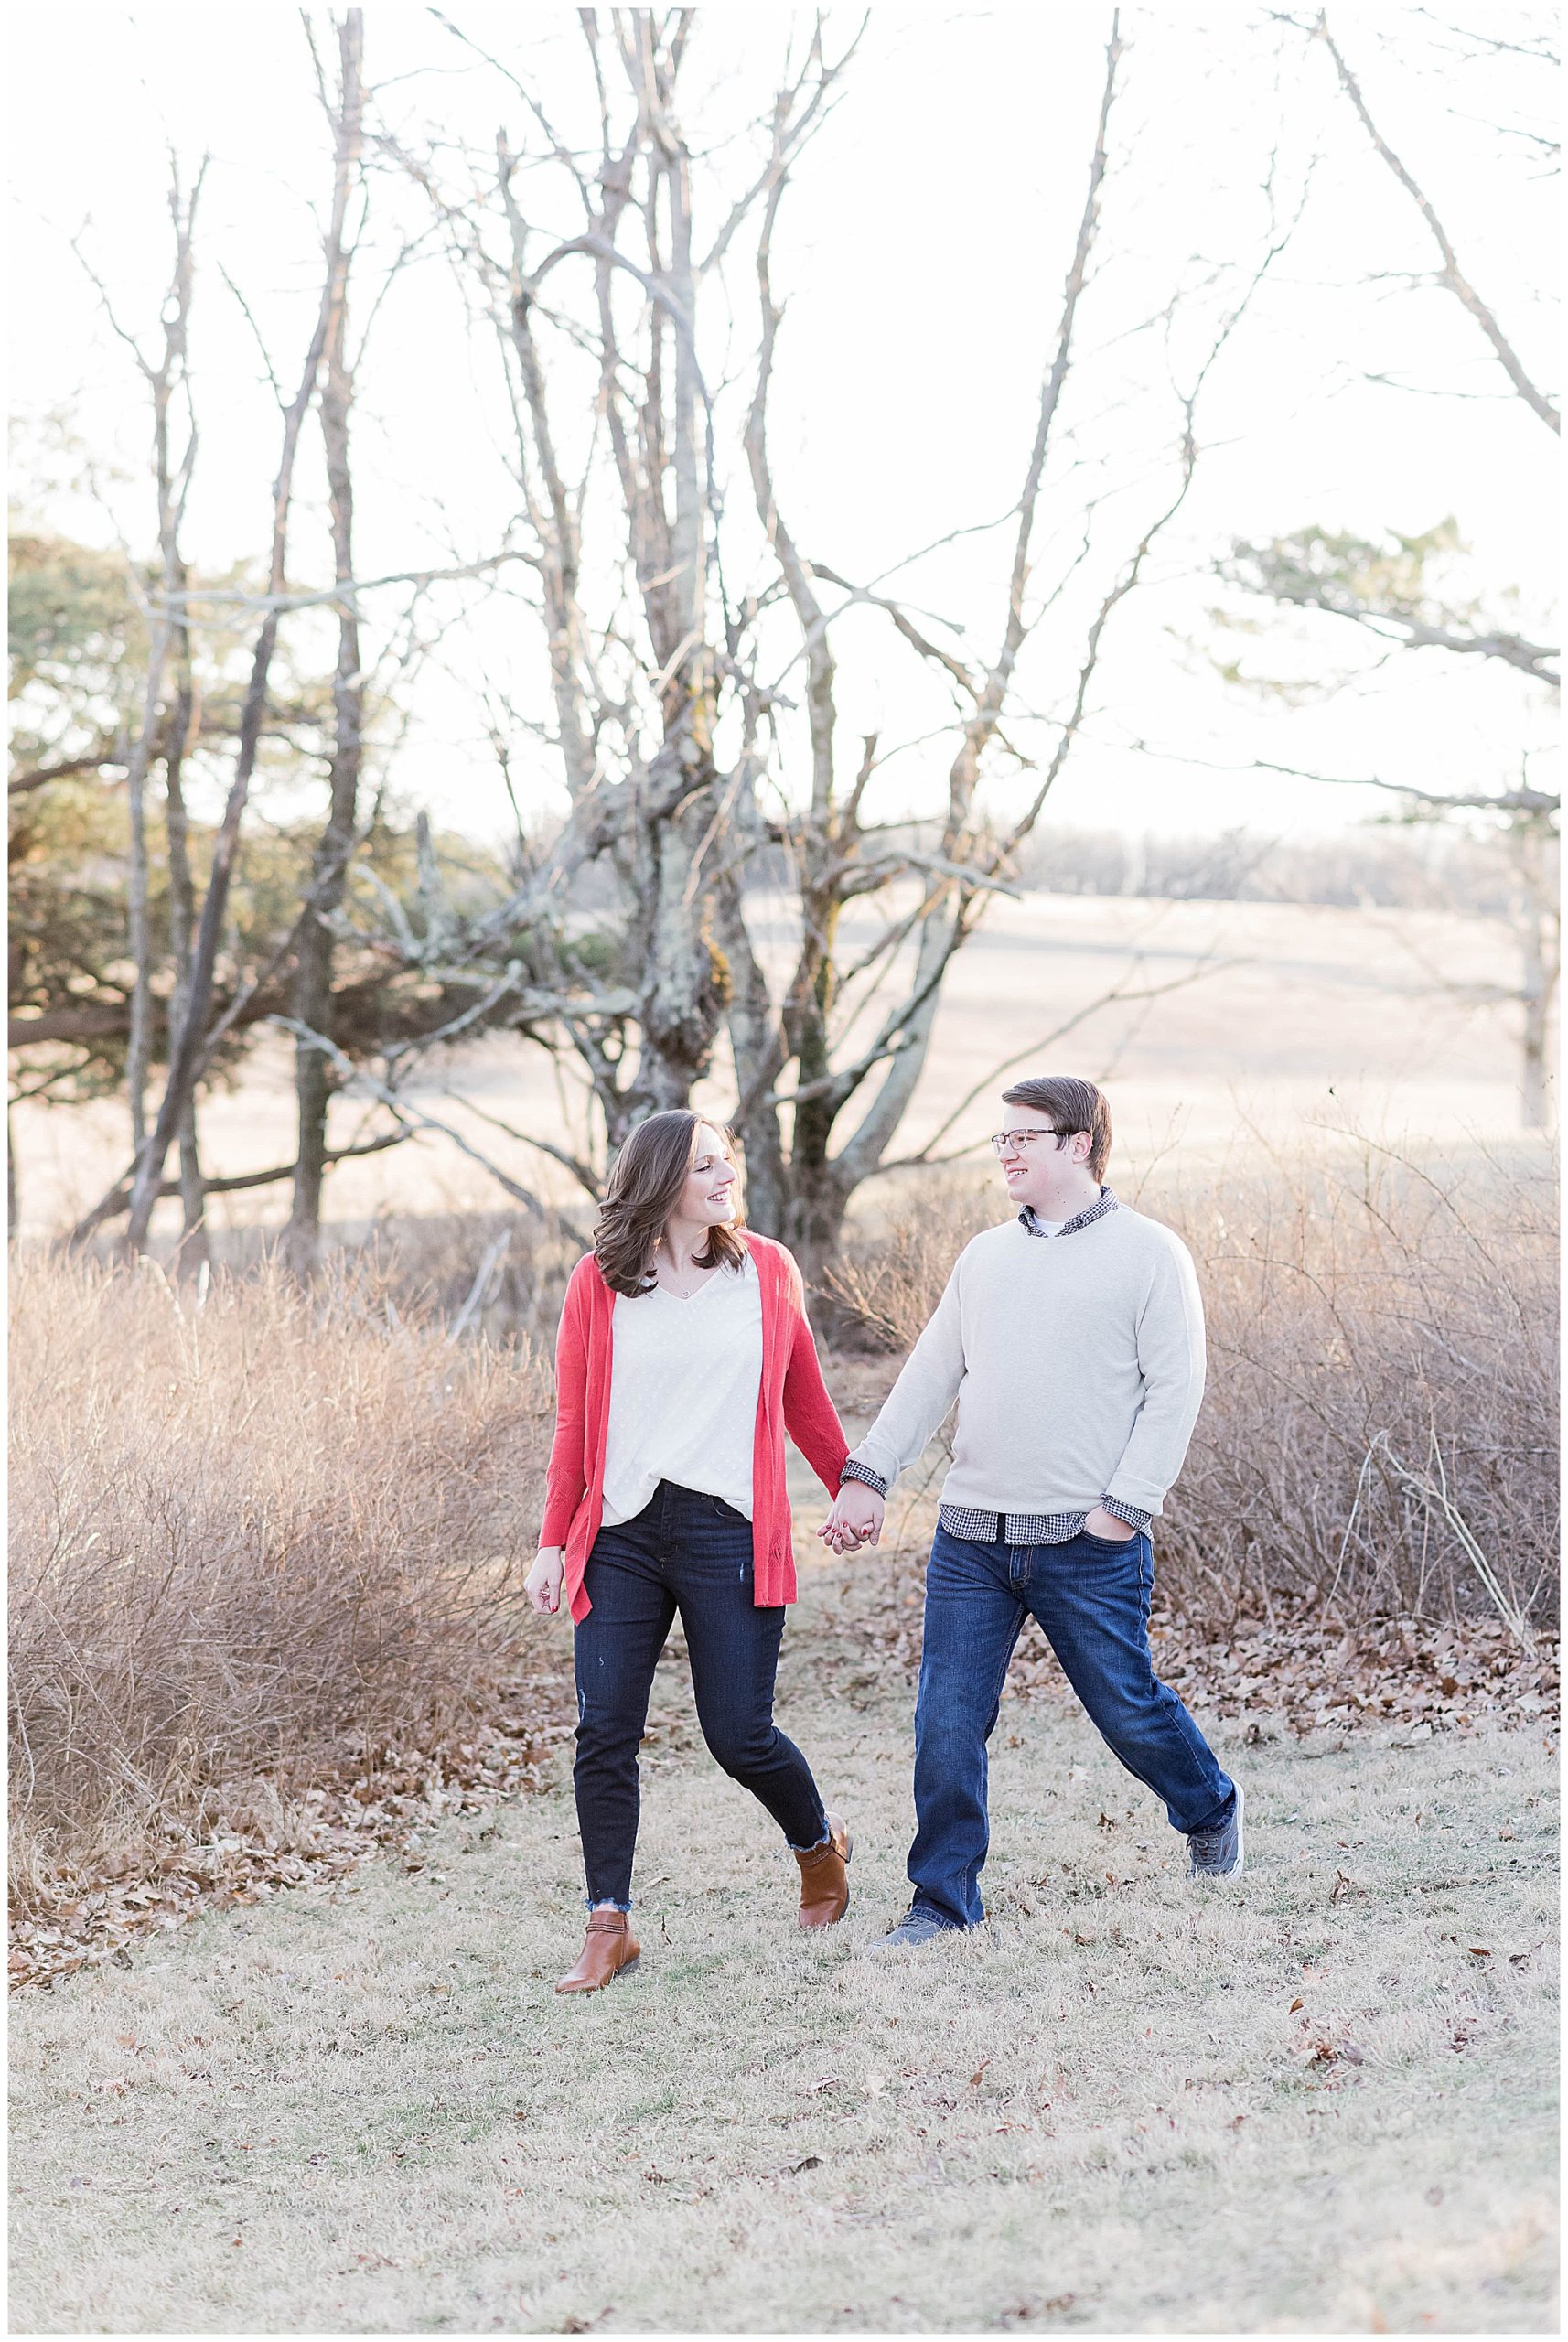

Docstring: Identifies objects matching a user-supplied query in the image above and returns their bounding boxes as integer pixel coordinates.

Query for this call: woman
[525,1110,856,1994]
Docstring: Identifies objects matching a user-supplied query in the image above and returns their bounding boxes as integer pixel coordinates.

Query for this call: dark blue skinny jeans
[909,1521,1236,1928]
[573,1479,829,1908]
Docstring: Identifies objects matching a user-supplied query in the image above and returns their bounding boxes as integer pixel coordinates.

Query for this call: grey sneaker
[1187,1780,1245,1879]
[864,1904,967,1956]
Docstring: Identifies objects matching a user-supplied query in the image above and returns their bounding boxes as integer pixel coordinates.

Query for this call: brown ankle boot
[555,1908,640,1994]
[795,1813,852,1928]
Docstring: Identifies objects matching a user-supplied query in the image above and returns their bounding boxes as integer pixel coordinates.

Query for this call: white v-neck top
[599,1255,763,1526]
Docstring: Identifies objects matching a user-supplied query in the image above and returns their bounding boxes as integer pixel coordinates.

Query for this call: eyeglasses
[989,1127,1078,1157]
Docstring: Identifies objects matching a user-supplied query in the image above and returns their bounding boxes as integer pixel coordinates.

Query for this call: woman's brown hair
[594,1110,748,1296]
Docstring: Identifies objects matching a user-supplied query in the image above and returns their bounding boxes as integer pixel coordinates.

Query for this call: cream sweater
[847,1207,1206,1520]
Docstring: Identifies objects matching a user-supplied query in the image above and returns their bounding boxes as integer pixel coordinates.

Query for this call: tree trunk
[628,687,730,1120]
[164,615,209,1270]
[285,13,364,1279]
[1521,985,1550,1128]
[714,865,788,1231]
[1515,816,1558,1131]
[117,54,349,1251]
[1519,904,1555,1131]
[781,1168,852,1296]
[122,637,162,1155]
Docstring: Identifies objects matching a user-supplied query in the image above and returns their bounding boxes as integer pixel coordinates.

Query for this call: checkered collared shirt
[840,1183,1153,1543]
[1017,1186,1120,1242]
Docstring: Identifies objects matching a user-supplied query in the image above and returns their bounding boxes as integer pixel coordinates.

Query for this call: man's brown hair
[1000,1075,1112,1183]
[594,1109,748,1296]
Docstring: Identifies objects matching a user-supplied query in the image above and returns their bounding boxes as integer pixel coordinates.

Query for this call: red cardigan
[538,1231,850,1623]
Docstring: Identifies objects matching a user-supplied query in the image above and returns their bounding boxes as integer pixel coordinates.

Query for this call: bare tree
[725,14,1254,1264]
[1208,523,1559,1122]
[1282,7,1560,426]
[69,167,206,1182]
[1214,6,1560,1124]
[285,13,367,1278]
[98,15,361,1253]
[153,165,211,1265]
[375,9,1282,1275]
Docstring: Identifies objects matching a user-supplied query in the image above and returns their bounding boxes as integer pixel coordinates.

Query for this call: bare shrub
[8,1253,553,1896]
[826,1142,1558,1633]
[85,1206,586,1349]
[822,1173,995,1352]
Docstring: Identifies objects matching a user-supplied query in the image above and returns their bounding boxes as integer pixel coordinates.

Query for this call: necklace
[654,1238,714,1298]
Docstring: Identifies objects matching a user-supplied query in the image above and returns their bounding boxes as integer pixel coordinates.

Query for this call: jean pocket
[1081,1528,1143,1554]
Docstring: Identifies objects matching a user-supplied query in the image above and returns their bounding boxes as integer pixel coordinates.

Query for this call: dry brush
[8,1253,553,1903]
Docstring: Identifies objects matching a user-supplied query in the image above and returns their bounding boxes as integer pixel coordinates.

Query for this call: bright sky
[9,3,1559,849]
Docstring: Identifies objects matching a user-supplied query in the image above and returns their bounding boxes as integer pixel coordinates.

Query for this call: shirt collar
[1019,1185,1118,1241]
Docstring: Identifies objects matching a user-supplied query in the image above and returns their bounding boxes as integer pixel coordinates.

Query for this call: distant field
[16,889,1543,1242]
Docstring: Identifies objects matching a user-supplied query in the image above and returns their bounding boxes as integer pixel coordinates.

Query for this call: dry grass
[827,1138,1559,1636]
[8,1254,553,1906]
[7,1575,1557,2334]
[100,1207,590,1350]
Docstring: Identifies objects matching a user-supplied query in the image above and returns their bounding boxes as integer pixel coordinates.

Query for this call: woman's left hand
[525,1547,566,1613]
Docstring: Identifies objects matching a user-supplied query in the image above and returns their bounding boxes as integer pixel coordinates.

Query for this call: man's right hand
[819,1483,886,1551]
[525,1547,565,1614]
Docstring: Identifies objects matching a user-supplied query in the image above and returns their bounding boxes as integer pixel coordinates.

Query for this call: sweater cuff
[1101,1492,1153,1532]
[841,1458,888,1498]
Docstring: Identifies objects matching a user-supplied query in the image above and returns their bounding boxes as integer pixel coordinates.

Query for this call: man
[821,1075,1242,1952]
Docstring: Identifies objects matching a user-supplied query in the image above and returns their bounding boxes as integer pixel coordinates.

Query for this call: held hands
[525,1546,565,1614]
[819,1482,885,1553]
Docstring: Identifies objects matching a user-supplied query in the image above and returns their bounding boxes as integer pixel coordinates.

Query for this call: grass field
[13,889,1544,1243]
[9,1531,1557,2336]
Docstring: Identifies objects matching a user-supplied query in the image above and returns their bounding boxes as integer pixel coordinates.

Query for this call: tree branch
[265,1016,559,1221]
[1317,10,1560,432]
[82,1130,411,1226]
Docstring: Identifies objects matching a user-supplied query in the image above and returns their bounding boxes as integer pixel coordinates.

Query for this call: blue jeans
[573,1480,830,1907]
[909,1522,1236,1928]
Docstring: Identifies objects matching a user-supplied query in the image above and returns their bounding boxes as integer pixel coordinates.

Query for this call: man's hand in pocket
[1084,1505,1136,1542]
